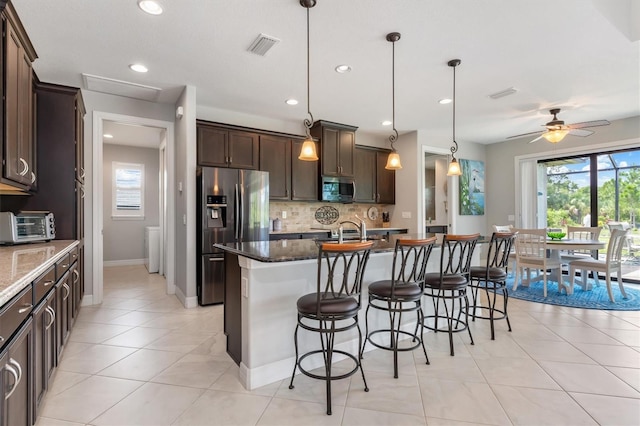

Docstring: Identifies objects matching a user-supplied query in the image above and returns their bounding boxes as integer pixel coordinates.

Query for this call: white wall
[485,115,640,234]
[173,86,197,307]
[102,144,159,262]
[83,90,175,296]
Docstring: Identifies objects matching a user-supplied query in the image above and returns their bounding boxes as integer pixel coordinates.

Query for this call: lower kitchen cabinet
[32,291,55,417]
[1,318,33,426]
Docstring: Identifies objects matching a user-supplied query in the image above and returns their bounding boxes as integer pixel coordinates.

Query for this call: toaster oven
[0,211,56,244]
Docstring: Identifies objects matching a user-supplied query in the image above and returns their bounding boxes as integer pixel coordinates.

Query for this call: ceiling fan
[508,108,610,144]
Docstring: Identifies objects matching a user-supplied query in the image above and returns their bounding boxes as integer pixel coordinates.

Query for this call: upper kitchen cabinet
[197,121,259,170]
[259,135,291,200]
[291,139,318,201]
[1,2,38,191]
[354,146,395,204]
[310,120,356,178]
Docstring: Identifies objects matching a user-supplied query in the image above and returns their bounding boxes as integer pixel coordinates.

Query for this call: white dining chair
[568,228,629,302]
[562,226,602,286]
[512,228,563,297]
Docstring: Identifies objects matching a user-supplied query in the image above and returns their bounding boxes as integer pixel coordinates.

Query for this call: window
[112,161,144,219]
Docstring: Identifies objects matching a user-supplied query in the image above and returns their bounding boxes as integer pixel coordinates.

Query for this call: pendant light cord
[304,7,314,139]
[389,36,398,148]
[450,59,460,157]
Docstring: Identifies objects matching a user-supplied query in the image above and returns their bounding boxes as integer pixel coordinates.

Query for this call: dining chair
[568,228,629,302]
[288,241,373,416]
[493,225,516,272]
[512,228,563,297]
[423,233,480,356]
[362,236,437,378]
[562,226,602,285]
[467,231,517,340]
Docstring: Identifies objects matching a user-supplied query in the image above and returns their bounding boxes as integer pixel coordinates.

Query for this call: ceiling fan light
[298,139,318,161]
[447,157,462,176]
[385,151,402,170]
[543,129,569,143]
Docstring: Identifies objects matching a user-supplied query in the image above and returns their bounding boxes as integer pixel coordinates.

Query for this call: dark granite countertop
[216,233,432,263]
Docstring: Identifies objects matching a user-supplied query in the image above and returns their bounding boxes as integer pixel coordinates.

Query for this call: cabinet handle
[80,167,85,179]
[63,283,71,300]
[5,358,23,400]
[0,336,4,343]
[229,156,232,164]
[44,280,54,287]
[18,304,33,314]
[62,264,68,268]
[80,186,85,199]
[73,270,79,283]
[31,172,36,183]
[45,306,56,330]
[18,158,29,176]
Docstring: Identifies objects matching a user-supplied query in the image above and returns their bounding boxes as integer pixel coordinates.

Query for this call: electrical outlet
[282,211,287,219]
[402,211,412,219]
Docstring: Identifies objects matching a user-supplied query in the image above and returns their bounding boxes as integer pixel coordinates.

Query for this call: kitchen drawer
[56,254,71,280]
[68,246,79,265]
[33,266,56,305]
[0,286,33,350]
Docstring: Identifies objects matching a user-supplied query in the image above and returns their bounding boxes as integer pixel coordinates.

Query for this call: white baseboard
[80,295,94,306]
[103,259,145,267]
[174,285,198,308]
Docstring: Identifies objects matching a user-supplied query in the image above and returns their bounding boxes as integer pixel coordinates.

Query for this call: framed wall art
[459,159,485,215]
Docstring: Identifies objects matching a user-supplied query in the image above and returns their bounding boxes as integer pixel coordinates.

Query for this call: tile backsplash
[269,202,394,232]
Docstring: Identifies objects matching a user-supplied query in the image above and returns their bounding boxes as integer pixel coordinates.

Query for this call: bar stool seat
[469,266,508,281]
[424,273,468,290]
[296,294,359,316]
[367,280,423,299]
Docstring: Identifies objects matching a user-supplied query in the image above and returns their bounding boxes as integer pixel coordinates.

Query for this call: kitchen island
[215,234,457,390]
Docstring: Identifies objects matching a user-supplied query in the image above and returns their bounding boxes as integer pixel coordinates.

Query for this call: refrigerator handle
[240,182,245,239]
[234,183,240,239]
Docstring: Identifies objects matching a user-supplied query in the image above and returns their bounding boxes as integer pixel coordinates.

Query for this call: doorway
[92,112,175,304]
[421,146,453,234]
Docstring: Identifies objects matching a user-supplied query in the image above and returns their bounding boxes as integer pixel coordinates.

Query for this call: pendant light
[446,59,462,176]
[384,32,402,170]
[298,0,318,161]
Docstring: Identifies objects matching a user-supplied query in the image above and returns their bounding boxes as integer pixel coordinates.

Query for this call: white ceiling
[12,0,640,145]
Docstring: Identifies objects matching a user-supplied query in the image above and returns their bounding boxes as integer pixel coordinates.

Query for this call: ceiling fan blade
[507,130,544,139]
[569,119,610,129]
[528,134,545,144]
[568,128,594,137]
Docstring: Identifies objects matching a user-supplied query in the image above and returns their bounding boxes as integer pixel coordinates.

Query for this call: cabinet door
[3,319,33,426]
[57,273,71,346]
[228,131,259,169]
[291,140,318,201]
[75,95,85,183]
[321,127,340,176]
[338,129,355,177]
[354,148,376,203]
[197,126,228,167]
[376,151,395,204]
[53,282,64,360]
[71,263,81,320]
[259,135,291,200]
[76,181,84,241]
[32,293,55,418]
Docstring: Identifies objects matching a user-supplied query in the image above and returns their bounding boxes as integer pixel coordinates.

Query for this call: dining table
[546,238,606,291]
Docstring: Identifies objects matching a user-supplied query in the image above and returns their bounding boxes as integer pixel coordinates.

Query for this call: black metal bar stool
[423,233,480,356]
[467,232,517,340]
[362,237,437,378]
[288,241,373,415]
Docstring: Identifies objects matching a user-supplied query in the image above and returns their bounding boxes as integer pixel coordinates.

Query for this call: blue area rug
[504,277,640,310]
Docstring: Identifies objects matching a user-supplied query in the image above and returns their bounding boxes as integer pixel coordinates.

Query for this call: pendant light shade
[446,59,463,177]
[385,32,402,170]
[298,0,319,161]
[542,129,569,143]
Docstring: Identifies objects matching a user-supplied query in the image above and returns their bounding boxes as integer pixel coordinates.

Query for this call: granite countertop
[0,240,79,307]
[216,233,424,263]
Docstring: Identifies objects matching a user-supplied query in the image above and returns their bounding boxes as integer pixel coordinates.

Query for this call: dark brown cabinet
[32,290,55,417]
[291,140,318,201]
[1,2,37,191]
[197,122,259,169]
[1,318,33,426]
[259,135,291,200]
[354,146,395,204]
[311,121,356,178]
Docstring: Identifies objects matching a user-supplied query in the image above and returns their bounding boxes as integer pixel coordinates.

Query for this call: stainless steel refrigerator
[197,167,269,305]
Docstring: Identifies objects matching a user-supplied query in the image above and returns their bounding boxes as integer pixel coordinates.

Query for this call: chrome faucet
[338,215,367,242]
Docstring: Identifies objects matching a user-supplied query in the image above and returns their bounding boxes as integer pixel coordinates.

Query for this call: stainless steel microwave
[321,176,355,203]
[0,211,56,244]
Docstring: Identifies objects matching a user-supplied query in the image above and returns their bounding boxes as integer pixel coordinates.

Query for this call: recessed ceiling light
[439,98,452,104]
[285,98,299,105]
[335,65,352,73]
[138,0,163,15]
[103,134,114,139]
[381,120,392,126]
[129,63,148,73]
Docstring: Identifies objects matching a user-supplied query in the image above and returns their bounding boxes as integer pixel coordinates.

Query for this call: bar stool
[467,232,516,340]
[362,237,437,378]
[288,241,373,416]
[423,233,480,356]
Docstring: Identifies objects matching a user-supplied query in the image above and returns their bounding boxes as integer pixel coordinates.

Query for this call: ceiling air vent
[488,87,518,99]
[247,33,281,56]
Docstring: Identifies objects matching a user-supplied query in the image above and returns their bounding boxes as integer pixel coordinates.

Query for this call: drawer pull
[18,304,33,314]
[44,280,54,287]
[61,264,69,268]
[0,336,4,343]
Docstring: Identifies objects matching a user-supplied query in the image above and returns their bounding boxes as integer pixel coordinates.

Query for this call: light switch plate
[282,211,287,219]
[402,211,411,218]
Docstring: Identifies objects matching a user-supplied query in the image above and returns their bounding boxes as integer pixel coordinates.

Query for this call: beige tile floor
[36,265,640,426]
